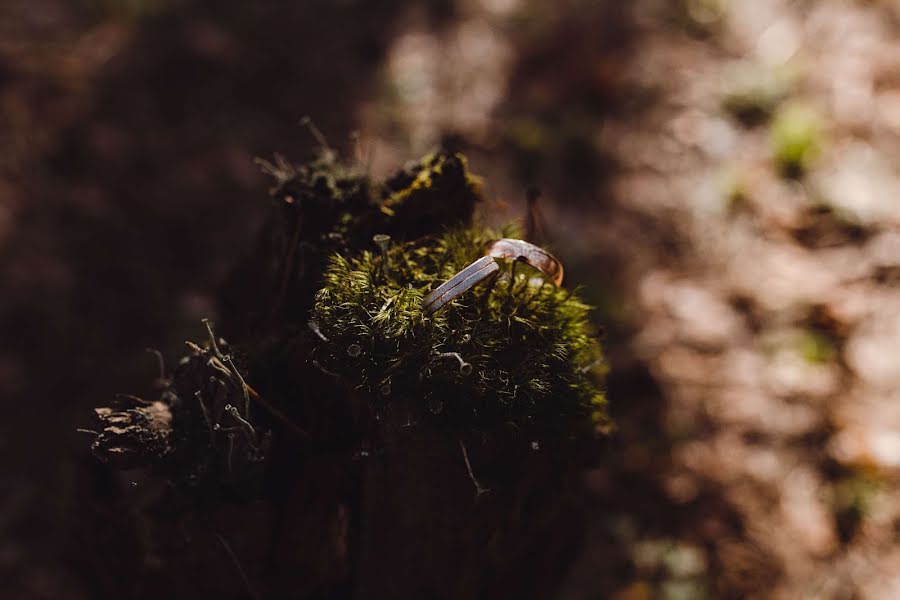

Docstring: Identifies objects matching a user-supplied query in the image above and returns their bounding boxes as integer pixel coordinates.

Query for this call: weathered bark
[355,429,589,599]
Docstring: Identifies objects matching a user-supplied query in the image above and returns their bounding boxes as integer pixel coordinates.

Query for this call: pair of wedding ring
[422,238,564,315]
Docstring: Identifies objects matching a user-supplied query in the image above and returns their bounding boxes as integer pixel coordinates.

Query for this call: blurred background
[3,0,900,597]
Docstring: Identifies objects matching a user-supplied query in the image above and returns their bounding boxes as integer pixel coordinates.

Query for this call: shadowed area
[4,0,900,598]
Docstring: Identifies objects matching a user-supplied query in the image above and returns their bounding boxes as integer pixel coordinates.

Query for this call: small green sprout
[798,329,836,364]
[683,0,727,29]
[771,103,823,177]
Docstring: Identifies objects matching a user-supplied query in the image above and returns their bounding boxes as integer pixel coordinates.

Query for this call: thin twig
[208,357,234,379]
[299,115,332,151]
[201,319,225,360]
[246,385,309,439]
[459,440,490,497]
[202,319,252,418]
[185,340,204,354]
[195,391,215,443]
[225,356,252,418]
[215,533,260,600]
[225,405,257,445]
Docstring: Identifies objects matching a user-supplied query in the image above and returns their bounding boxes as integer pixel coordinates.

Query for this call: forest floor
[362,1,900,597]
[3,0,900,598]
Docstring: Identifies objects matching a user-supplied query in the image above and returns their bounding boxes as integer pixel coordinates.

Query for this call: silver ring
[423,256,499,315]
[423,239,564,315]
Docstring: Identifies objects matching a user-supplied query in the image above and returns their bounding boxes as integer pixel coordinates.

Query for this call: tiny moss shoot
[771,103,823,178]
[311,227,609,446]
[798,328,837,365]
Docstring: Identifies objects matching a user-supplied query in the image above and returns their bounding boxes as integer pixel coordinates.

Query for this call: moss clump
[798,328,837,365]
[223,150,483,336]
[266,149,482,251]
[310,227,608,446]
[380,151,483,238]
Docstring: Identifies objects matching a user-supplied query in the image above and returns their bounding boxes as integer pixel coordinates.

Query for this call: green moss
[268,150,483,248]
[310,227,608,444]
[833,471,881,543]
[722,169,750,214]
[770,103,823,177]
[380,152,483,236]
[798,329,836,364]
[232,150,484,332]
[682,0,727,30]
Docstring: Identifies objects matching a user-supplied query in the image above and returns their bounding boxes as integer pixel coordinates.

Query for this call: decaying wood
[92,399,176,469]
[84,150,597,599]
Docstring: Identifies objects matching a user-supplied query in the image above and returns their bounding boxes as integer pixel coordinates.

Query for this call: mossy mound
[223,151,484,336]
[310,227,608,446]
[265,149,482,252]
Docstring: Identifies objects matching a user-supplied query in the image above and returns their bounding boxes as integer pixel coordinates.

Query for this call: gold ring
[486,238,564,287]
[423,239,564,315]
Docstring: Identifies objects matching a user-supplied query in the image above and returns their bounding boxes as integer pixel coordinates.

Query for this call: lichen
[310,226,609,446]
[267,149,482,252]
[380,152,483,235]
[91,401,176,468]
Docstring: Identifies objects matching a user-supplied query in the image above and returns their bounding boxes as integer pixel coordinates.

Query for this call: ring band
[423,256,499,315]
[486,238,564,287]
[423,239,564,315]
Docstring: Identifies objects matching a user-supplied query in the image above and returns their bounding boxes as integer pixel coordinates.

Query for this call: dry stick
[202,319,252,417]
[202,319,225,359]
[253,154,294,184]
[225,356,252,418]
[208,357,233,379]
[225,405,257,444]
[299,115,332,152]
[195,391,215,443]
[245,385,309,440]
[215,533,260,600]
[197,325,309,440]
[459,440,490,497]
